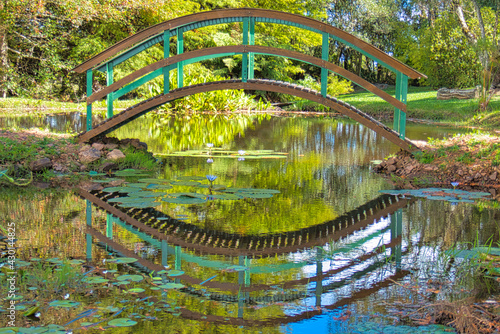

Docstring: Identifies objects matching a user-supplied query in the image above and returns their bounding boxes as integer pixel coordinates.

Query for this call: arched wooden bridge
[73,8,426,151]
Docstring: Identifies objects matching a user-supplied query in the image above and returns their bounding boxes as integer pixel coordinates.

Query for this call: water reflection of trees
[405,200,500,248]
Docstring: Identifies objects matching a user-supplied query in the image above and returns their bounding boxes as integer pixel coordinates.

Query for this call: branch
[453,0,477,44]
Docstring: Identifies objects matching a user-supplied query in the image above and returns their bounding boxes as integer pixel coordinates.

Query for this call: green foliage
[289,74,353,111]
[456,152,474,164]
[144,63,270,112]
[396,11,481,88]
[413,151,436,164]
[115,147,158,171]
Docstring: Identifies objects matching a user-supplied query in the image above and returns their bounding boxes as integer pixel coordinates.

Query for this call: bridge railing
[73,8,426,139]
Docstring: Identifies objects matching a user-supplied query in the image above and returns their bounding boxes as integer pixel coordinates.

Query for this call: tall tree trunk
[0,25,8,98]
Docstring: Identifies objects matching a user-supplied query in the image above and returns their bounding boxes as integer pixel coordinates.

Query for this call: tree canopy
[0,0,498,104]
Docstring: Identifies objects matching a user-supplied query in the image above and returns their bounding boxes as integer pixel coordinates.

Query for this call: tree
[453,0,500,111]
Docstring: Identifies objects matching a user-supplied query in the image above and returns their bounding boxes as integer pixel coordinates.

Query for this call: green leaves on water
[108,318,137,327]
[106,257,138,264]
[102,186,140,194]
[157,283,185,289]
[163,192,207,205]
[166,270,184,277]
[49,300,80,308]
[101,175,279,208]
[116,274,144,282]
[380,188,490,203]
[83,277,109,284]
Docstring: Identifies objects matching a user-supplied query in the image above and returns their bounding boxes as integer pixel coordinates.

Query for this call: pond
[1,112,497,333]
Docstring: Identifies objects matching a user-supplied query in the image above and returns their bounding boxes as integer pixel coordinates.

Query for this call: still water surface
[1,113,497,333]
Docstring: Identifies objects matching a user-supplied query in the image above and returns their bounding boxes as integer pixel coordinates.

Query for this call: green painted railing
[78,9,426,140]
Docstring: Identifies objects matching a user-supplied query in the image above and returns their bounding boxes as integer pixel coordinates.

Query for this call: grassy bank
[339,86,500,128]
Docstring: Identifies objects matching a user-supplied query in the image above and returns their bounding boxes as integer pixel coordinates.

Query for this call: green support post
[86,69,93,131]
[106,63,113,118]
[106,214,113,239]
[242,18,249,82]
[390,209,403,271]
[394,72,408,139]
[163,30,170,94]
[321,33,329,97]
[86,200,92,260]
[161,240,168,268]
[249,17,255,80]
[177,28,184,88]
[174,245,181,270]
[315,247,323,306]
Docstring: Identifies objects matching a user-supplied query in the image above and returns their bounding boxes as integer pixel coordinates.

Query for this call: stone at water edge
[30,157,52,171]
[78,147,102,164]
[107,149,126,161]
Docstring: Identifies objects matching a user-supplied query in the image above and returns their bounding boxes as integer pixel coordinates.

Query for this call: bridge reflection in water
[79,187,411,327]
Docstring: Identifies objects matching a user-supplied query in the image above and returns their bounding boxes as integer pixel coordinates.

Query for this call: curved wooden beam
[78,79,418,152]
[87,45,407,112]
[72,8,425,79]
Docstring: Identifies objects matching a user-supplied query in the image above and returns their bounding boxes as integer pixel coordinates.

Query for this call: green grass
[0,97,140,115]
[339,86,500,127]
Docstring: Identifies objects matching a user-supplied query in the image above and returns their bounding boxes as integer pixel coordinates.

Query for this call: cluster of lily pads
[100,174,280,207]
[380,187,491,203]
[0,256,188,333]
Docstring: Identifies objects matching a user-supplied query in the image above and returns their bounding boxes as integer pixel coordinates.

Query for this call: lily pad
[169,192,206,198]
[17,328,48,334]
[108,318,138,327]
[83,277,109,284]
[49,300,80,308]
[102,186,140,193]
[162,197,207,205]
[170,181,201,186]
[206,194,241,200]
[127,288,145,293]
[145,184,173,190]
[128,191,169,198]
[157,283,185,289]
[167,270,184,277]
[117,202,161,209]
[116,274,144,282]
[106,257,138,264]
[138,178,172,184]
[239,192,274,199]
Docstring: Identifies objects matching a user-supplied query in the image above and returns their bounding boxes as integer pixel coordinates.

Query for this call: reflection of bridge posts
[86,200,92,261]
[106,214,113,239]
[161,240,168,268]
[316,247,323,307]
[390,209,403,270]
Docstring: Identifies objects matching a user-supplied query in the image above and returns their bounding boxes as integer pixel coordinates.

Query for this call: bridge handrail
[87,45,407,111]
[72,8,426,80]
